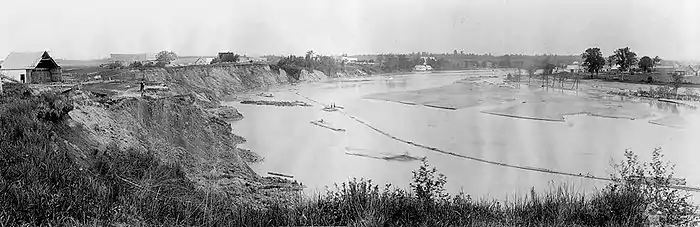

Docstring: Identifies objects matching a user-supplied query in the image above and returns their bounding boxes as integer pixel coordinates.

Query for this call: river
[224,70,700,202]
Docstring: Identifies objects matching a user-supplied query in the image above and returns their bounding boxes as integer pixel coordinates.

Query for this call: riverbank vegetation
[1,83,697,226]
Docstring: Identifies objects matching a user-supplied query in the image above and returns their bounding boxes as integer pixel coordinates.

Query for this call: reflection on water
[384,78,407,89]
[226,71,700,202]
[651,101,681,114]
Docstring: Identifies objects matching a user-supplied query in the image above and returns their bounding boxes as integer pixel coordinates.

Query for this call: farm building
[168,57,214,67]
[682,65,699,76]
[565,61,583,73]
[0,51,62,83]
[109,53,157,66]
[655,65,677,75]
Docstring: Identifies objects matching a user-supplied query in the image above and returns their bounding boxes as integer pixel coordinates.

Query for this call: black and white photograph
[1,0,699,226]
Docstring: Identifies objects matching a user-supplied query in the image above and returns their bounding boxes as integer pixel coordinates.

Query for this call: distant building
[168,57,214,67]
[109,53,157,65]
[332,56,358,64]
[237,56,267,63]
[196,57,214,65]
[563,61,582,73]
[670,66,699,76]
[343,57,358,63]
[681,65,699,76]
[413,64,433,71]
[566,64,582,73]
[655,65,677,75]
[0,51,62,83]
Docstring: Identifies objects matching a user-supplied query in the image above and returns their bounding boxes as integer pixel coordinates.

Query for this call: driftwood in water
[268,172,294,178]
[310,120,346,132]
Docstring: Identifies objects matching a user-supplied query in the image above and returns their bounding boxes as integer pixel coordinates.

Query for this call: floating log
[268,172,294,178]
[310,120,346,132]
[322,107,341,112]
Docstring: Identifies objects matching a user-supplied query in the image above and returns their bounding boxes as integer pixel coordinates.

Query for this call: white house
[566,64,582,73]
[342,57,358,63]
[168,57,215,67]
[0,51,62,83]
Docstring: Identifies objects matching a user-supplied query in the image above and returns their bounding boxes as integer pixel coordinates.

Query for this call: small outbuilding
[0,51,62,83]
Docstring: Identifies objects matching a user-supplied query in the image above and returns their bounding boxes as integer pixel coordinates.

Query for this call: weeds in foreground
[0,84,696,226]
[610,148,698,226]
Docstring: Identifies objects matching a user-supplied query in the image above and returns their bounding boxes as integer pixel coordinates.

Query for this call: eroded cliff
[61,64,369,206]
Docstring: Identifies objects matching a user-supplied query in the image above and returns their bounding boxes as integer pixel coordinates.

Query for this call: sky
[0,0,698,60]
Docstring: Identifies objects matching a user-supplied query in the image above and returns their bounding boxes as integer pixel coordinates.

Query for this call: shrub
[36,93,74,123]
[128,61,143,68]
[100,61,123,69]
[671,73,684,93]
[683,88,698,97]
[155,51,178,66]
[218,52,240,63]
[410,160,448,203]
[611,148,698,226]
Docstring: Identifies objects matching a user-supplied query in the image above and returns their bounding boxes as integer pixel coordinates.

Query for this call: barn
[0,51,62,83]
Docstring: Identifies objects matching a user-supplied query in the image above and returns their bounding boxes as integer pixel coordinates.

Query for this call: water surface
[225,70,700,201]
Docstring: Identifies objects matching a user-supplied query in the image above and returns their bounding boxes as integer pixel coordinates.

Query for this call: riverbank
[0,63,380,225]
[2,68,698,225]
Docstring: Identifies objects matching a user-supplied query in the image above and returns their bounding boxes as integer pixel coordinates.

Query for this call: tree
[527,65,536,76]
[581,47,606,76]
[155,51,178,66]
[544,63,556,75]
[639,56,654,73]
[305,50,315,61]
[653,56,662,69]
[426,57,441,70]
[607,55,617,68]
[219,52,240,63]
[410,160,448,203]
[128,61,143,68]
[671,73,684,95]
[613,47,638,72]
[398,54,411,70]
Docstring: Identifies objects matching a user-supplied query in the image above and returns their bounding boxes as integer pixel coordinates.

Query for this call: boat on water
[322,102,344,112]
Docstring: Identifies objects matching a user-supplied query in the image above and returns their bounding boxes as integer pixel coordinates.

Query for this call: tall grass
[0,83,696,226]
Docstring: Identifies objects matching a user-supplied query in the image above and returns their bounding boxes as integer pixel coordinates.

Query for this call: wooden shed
[0,51,62,83]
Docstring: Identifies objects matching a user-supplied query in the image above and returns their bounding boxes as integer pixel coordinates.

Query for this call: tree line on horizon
[581,47,663,77]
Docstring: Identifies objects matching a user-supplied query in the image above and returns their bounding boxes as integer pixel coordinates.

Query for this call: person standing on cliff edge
[140,80,145,96]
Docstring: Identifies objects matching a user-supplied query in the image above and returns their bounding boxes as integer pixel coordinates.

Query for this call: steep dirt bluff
[65,91,300,207]
[61,64,371,207]
[113,64,370,105]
